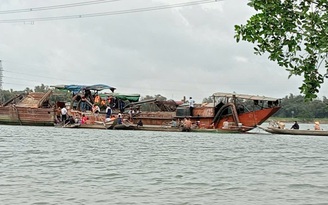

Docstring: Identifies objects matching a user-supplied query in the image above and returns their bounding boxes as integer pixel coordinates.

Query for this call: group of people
[284,121,321,130]
[55,106,80,125]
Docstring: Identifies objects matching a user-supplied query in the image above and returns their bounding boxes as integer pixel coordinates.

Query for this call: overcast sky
[0,0,327,102]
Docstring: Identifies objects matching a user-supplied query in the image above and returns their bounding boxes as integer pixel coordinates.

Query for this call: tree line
[274,94,328,120]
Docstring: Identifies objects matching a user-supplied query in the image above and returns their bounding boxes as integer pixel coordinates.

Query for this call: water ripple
[1,125,328,205]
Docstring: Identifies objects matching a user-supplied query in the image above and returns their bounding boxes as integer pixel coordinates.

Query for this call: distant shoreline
[268,117,328,124]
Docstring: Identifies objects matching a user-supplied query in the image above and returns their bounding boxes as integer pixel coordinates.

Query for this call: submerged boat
[258,126,328,136]
[131,92,281,133]
[0,90,55,126]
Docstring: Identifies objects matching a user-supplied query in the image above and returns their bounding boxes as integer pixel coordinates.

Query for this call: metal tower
[0,60,3,103]
[0,60,2,90]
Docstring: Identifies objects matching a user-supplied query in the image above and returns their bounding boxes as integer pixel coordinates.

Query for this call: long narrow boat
[258,126,328,136]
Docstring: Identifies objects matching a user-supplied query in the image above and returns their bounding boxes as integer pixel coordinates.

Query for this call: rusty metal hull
[0,106,55,126]
[133,106,280,132]
[215,107,281,131]
[133,111,176,126]
[0,91,55,126]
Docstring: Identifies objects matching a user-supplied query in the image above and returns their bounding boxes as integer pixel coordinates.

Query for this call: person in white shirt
[128,108,135,121]
[188,97,195,116]
[105,105,112,119]
[92,104,100,114]
[61,106,68,122]
[222,119,229,129]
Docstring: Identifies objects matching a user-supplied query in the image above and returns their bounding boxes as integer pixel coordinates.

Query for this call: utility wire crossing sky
[0,0,327,102]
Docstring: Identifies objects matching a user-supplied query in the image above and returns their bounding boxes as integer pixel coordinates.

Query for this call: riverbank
[268,117,328,124]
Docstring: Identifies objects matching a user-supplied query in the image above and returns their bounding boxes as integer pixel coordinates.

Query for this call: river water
[1,124,328,205]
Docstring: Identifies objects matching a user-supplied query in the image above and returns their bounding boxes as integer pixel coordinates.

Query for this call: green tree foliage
[202,96,213,103]
[34,84,49,92]
[235,0,328,100]
[141,94,167,101]
[0,84,71,104]
[0,89,24,103]
[275,94,328,119]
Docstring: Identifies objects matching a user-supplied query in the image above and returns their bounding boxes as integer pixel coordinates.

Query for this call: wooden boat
[131,92,281,133]
[0,85,281,133]
[258,126,328,136]
[52,84,140,129]
[0,90,55,126]
[0,84,119,127]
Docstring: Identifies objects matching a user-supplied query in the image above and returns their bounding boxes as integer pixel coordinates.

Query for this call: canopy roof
[100,93,140,102]
[52,84,116,93]
[212,92,280,101]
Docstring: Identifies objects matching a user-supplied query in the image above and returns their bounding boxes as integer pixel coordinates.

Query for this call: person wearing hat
[314,121,320,130]
[277,121,285,129]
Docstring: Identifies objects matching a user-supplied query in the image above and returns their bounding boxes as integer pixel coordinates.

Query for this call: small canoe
[258,126,328,136]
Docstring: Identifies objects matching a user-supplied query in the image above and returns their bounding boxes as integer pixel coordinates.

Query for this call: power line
[0,0,123,14]
[3,70,71,81]
[2,70,77,85]
[0,0,219,24]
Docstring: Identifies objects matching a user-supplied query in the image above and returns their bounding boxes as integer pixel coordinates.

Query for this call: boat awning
[86,84,116,92]
[212,92,280,101]
[101,93,140,102]
[52,84,116,93]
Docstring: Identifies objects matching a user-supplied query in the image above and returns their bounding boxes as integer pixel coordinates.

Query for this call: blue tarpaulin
[53,84,116,93]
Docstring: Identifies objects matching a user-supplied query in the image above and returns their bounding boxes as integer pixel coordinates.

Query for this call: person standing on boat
[188,97,195,116]
[92,104,100,120]
[81,95,87,112]
[94,94,101,105]
[61,106,68,123]
[291,121,299,129]
[128,107,135,121]
[105,105,112,119]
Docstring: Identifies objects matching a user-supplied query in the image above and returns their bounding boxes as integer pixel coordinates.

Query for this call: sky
[0,0,327,103]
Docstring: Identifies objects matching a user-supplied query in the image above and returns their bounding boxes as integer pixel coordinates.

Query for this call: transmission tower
[0,60,2,90]
[0,60,3,103]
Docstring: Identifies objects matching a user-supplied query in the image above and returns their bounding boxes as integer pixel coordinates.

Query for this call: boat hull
[133,107,281,132]
[0,106,55,126]
[259,126,328,136]
[216,107,281,132]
